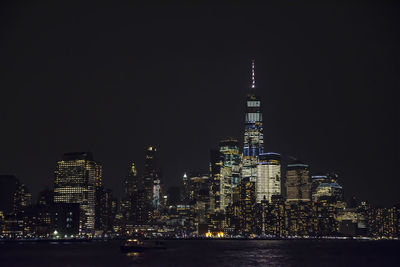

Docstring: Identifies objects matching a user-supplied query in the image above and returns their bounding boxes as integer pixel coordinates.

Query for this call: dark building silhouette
[167,186,181,206]
[124,161,148,226]
[143,146,162,212]
[0,175,19,215]
[0,174,31,216]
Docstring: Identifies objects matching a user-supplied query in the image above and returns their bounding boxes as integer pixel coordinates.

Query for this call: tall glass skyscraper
[285,160,311,202]
[219,137,241,187]
[256,153,281,203]
[54,152,101,236]
[242,59,264,182]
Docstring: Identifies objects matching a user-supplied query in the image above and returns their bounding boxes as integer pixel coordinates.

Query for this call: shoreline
[0,236,398,243]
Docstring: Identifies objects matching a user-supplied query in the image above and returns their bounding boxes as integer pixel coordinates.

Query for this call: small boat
[120,239,166,253]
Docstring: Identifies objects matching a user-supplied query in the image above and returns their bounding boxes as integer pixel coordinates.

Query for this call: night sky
[1,2,399,206]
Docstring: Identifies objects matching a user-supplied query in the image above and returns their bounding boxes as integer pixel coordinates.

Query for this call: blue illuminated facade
[242,60,264,182]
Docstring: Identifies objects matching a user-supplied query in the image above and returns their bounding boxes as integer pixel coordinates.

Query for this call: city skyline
[1,3,398,207]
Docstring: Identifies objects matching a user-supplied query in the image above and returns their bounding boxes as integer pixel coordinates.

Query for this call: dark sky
[0,2,399,206]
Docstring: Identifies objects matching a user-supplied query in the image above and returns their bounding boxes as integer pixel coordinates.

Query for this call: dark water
[0,239,399,266]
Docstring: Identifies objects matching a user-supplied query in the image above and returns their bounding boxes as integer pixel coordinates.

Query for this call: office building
[239,177,256,235]
[54,152,101,236]
[286,160,311,202]
[143,146,162,211]
[256,153,281,203]
[209,150,228,212]
[242,59,264,182]
[219,137,241,187]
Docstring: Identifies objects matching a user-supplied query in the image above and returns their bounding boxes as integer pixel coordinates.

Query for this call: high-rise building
[124,162,148,226]
[238,59,264,235]
[182,173,190,204]
[311,173,343,202]
[239,177,256,235]
[95,187,113,234]
[313,183,343,202]
[256,153,281,203]
[143,146,161,211]
[285,160,311,202]
[0,175,20,216]
[311,174,328,197]
[14,182,31,213]
[93,160,106,234]
[219,137,241,187]
[54,152,101,236]
[209,150,228,212]
[242,59,264,182]
[285,201,313,236]
[0,175,31,216]
[186,173,210,234]
[125,163,138,197]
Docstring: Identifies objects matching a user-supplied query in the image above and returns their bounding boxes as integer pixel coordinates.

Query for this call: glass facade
[242,60,264,183]
[219,138,241,187]
[285,162,311,202]
[256,153,281,203]
[217,137,240,211]
[313,183,343,202]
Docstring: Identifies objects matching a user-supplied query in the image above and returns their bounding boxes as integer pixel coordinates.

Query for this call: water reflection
[0,240,398,266]
[124,250,146,265]
[126,252,140,257]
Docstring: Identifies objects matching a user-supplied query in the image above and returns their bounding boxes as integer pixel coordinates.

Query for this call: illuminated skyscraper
[239,177,256,235]
[285,160,311,202]
[256,153,281,203]
[313,183,343,202]
[125,163,138,197]
[209,150,225,212]
[182,173,189,204]
[94,162,105,233]
[311,173,343,202]
[54,152,101,236]
[143,146,161,211]
[242,59,264,182]
[219,137,241,187]
[311,174,328,197]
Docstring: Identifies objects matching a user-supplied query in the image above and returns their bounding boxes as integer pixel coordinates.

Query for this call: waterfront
[0,239,399,266]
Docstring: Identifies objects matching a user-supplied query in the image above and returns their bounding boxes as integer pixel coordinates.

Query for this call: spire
[251,58,256,89]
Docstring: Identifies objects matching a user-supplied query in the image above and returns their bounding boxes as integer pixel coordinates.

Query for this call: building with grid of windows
[219,137,241,188]
[242,59,264,183]
[209,150,225,212]
[54,152,101,236]
[285,160,311,202]
[256,153,281,203]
